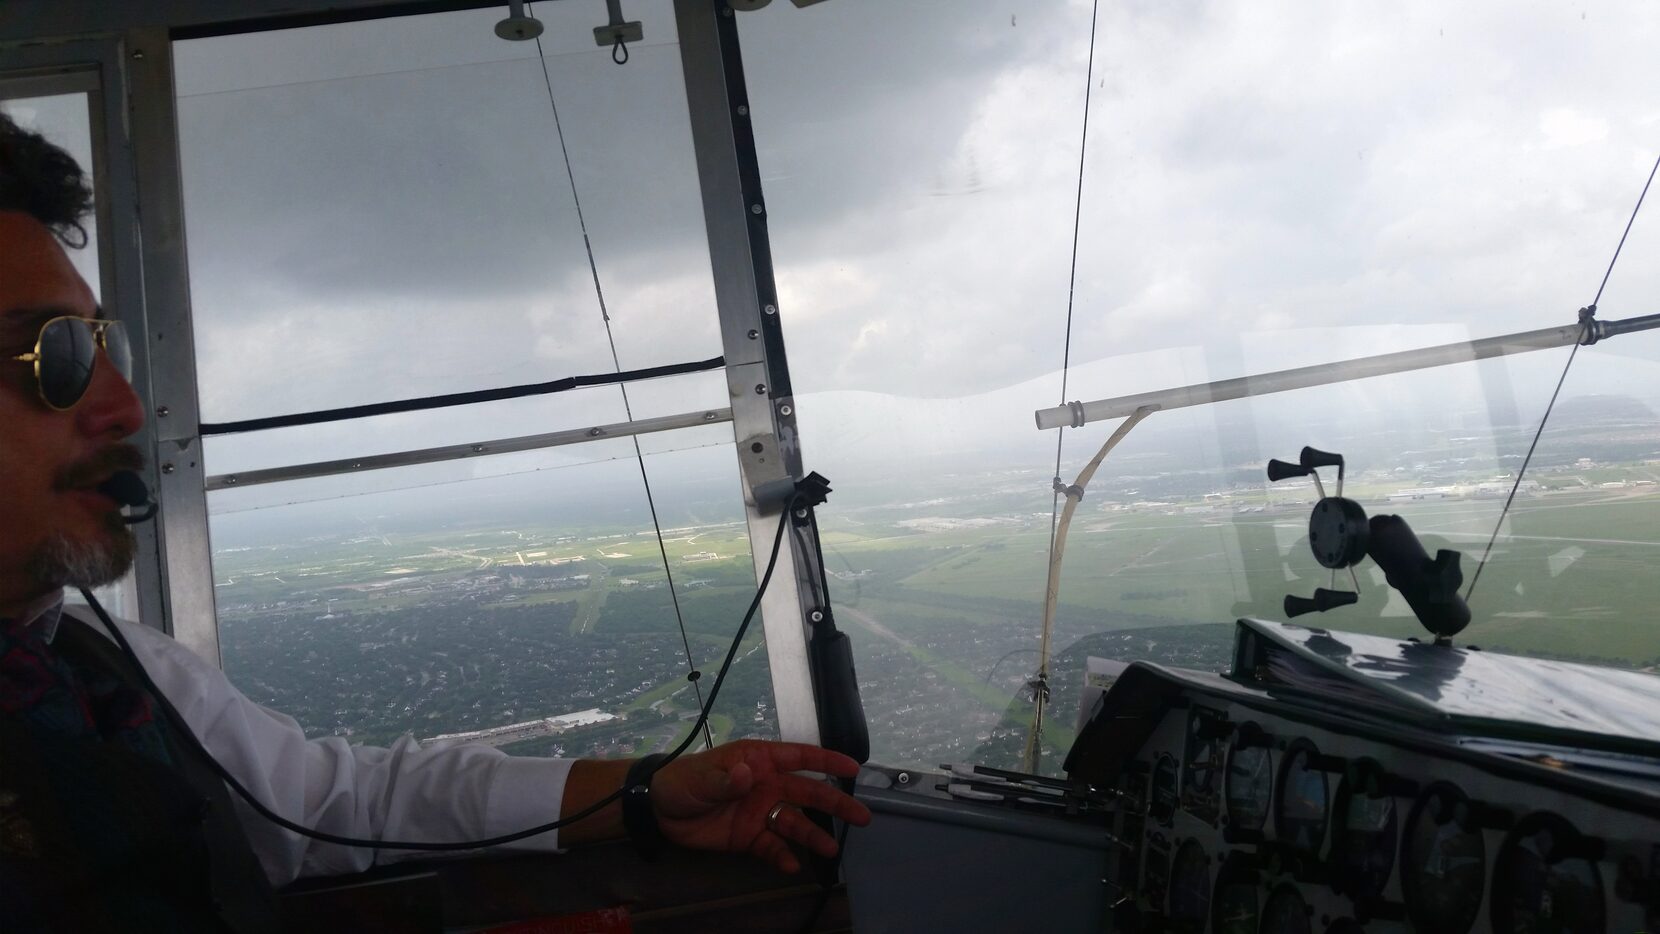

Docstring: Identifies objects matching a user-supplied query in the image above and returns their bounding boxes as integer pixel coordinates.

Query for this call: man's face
[0,211,147,611]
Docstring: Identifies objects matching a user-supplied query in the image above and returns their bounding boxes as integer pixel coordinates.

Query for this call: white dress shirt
[56,600,574,887]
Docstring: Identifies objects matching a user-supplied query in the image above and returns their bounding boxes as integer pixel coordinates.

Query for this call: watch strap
[622,753,669,859]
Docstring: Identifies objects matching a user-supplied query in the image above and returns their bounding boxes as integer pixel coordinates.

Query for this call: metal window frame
[0,41,186,645]
[5,1,830,738]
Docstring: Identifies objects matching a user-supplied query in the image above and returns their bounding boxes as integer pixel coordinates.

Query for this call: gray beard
[26,514,136,590]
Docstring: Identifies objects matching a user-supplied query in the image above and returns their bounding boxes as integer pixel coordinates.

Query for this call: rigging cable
[1464,151,1659,603]
[1031,0,1103,770]
[532,15,713,748]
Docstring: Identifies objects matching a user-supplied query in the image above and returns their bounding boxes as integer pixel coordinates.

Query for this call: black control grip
[1284,588,1359,618]
[1368,515,1472,638]
[1267,458,1312,482]
[1299,446,1345,471]
[809,620,870,764]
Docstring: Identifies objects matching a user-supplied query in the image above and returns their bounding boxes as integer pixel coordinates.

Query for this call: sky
[20,0,1657,517]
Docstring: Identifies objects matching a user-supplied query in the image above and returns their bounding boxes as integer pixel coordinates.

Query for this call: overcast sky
[148,0,1660,513]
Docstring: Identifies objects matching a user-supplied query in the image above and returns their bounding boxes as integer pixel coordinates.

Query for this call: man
[0,112,869,930]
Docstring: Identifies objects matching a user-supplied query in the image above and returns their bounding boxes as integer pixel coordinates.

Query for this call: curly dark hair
[0,110,94,248]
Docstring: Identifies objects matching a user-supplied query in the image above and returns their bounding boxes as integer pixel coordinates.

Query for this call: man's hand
[650,739,872,874]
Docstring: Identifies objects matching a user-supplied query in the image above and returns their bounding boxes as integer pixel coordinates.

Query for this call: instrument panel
[1104,702,1660,933]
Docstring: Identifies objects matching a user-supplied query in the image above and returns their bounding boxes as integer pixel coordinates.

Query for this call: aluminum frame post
[674,0,819,744]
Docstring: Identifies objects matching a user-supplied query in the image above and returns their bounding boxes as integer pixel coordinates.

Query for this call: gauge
[1182,709,1224,824]
[1402,783,1486,934]
[1260,884,1312,934]
[1168,838,1211,928]
[1491,813,1605,934]
[1145,833,1172,912]
[1275,739,1329,855]
[1210,854,1259,934]
[1151,753,1179,826]
[1330,768,1397,901]
[1225,738,1272,834]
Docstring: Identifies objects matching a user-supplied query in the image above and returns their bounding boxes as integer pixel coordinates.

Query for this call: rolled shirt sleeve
[101,614,575,886]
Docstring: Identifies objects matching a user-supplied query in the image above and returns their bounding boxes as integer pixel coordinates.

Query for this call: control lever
[1284,588,1359,618]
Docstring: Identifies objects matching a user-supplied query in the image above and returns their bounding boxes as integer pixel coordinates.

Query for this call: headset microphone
[98,469,158,523]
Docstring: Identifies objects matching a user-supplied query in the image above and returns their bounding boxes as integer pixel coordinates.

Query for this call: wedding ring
[766,801,788,831]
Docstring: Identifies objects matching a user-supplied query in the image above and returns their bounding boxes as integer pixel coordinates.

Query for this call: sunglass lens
[37,317,96,409]
[105,320,133,383]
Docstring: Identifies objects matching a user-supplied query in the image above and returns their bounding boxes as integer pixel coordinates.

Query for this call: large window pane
[739,0,1660,772]
[211,435,774,754]
[175,2,720,433]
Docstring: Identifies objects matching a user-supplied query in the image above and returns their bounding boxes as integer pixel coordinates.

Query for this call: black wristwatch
[622,753,669,859]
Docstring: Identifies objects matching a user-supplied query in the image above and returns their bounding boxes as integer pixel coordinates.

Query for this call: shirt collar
[2,590,67,643]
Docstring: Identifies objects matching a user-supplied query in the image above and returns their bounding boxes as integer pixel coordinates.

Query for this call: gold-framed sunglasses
[6,315,133,411]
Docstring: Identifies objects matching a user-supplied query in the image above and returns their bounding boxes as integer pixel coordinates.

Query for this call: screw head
[810,610,824,622]
[750,442,765,453]
[764,304,777,315]
[737,104,749,116]
[779,404,793,416]
[747,328,759,339]
[750,203,764,215]
[589,427,604,436]
[471,444,485,453]
[131,49,146,60]
[896,771,911,785]
[225,476,238,485]
[704,411,719,420]
[156,405,170,418]
[754,384,767,395]
[160,462,175,474]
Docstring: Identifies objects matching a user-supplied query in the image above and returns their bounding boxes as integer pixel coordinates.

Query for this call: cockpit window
[178,3,773,755]
[739,1,1660,772]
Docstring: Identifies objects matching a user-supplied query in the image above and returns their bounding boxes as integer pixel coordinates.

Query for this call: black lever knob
[1300,446,1344,471]
[1267,458,1312,482]
[1284,588,1359,618]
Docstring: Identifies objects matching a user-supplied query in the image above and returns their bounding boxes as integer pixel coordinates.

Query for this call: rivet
[160,462,175,474]
[754,384,767,395]
[747,329,759,339]
[589,427,604,437]
[471,444,485,453]
[703,411,718,420]
[224,476,238,485]
[156,405,170,417]
[794,508,808,519]
[737,104,749,116]
[896,771,911,785]
[131,49,146,60]
[810,610,824,622]
[750,442,764,453]
[750,203,763,215]
[779,404,793,416]
[763,304,777,315]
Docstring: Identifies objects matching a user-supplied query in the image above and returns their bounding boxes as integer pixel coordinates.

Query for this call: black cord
[78,499,797,852]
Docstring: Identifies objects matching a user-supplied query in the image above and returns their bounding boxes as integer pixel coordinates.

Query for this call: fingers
[767,804,841,860]
[753,828,802,874]
[776,773,873,827]
[744,740,862,780]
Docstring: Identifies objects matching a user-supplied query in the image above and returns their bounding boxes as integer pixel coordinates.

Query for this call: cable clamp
[1052,478,1085,501]
[1066,400,1086,428]
[1578,304,1603,345]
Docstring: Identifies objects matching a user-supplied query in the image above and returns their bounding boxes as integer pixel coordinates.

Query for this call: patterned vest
[0,609,278,933]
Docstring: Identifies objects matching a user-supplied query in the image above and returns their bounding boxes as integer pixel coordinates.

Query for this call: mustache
[55,444,146,492]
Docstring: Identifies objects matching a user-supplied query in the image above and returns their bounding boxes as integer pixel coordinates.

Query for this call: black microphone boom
[98,469,158,523]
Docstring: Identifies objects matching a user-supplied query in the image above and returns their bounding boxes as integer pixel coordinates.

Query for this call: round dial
[1275,740,1330,854]
[1225,739,1272,833]
[1491,813,1605,934]
[1151,753,1179,826]
[1182,712,1222,823]
[1402,783,1486,934]
[1260,884,1312,934]
[1330,771,1397,900]
[1210,855,1259,934]
[1168,838,1211,928]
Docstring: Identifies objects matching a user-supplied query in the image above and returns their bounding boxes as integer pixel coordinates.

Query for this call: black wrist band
[622,753,669,859]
